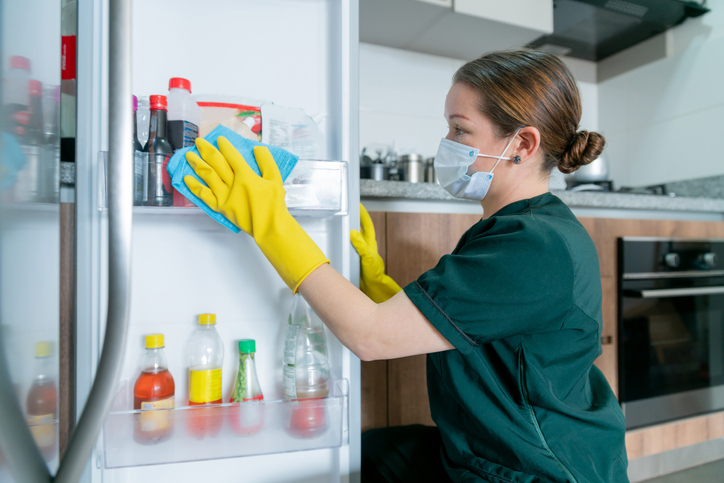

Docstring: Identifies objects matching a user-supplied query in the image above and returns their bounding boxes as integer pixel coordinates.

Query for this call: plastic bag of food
[191,95,268,141]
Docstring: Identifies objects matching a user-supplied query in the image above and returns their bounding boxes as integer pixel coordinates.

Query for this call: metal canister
[398,153,424,183]
[424,157,438,184]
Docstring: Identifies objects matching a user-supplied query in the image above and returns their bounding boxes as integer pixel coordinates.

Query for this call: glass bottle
[142,95,173,206]
[283,294,330,437]
[229,339,264,435]
[187,313,224,439]
[26,341,58,460]
[133,334,175,444]
[132,95,145,205]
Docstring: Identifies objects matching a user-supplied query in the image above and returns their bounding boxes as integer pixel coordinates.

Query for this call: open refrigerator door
[75,0,361,482]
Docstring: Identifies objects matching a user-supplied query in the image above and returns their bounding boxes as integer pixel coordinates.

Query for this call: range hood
[526,0,709,61]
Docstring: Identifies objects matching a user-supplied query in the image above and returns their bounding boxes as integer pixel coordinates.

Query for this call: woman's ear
[514,126,541,163]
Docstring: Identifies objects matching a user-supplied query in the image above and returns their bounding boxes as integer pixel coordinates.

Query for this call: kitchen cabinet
[360,210,724,462]
[359,0,553,61]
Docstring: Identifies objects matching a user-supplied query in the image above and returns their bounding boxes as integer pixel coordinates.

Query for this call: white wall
[359,42,600,188]
[599,0,724,188]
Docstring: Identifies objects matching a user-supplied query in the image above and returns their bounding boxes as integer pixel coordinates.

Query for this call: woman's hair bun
[558,130,606,174]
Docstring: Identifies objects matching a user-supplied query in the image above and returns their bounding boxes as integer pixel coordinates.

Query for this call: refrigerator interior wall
[89,0,358,481]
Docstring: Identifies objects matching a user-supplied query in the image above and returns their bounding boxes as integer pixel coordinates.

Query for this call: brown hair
[453,50,604,174]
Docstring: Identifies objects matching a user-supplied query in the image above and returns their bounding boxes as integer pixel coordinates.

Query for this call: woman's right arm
[298,264,453,361]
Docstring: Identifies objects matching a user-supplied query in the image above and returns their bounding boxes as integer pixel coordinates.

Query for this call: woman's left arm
[299,263,453,361]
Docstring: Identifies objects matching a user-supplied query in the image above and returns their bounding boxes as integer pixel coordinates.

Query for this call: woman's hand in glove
[350,204,402,303]
[184,136,329,293]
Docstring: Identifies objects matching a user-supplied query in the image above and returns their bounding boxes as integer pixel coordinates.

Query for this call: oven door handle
[624,286,724,298]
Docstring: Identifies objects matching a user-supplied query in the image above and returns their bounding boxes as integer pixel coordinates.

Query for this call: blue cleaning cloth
[167,125,299,233]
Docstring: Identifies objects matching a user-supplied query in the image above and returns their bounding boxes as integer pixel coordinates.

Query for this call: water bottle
[283,294,330,399]
[187,313,224,439]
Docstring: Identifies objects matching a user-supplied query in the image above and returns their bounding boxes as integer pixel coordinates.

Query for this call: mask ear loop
[490,128,522,173]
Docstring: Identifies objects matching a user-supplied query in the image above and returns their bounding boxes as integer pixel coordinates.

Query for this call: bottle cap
[238,339,255,353]
[145,333,164,349]
[198,313,216,325]
[29,80,42,97]
[133,95,138,111]
[169,77,192,93]
[10,56,31,71]
[149,95,167,111]
[35,342,51,358]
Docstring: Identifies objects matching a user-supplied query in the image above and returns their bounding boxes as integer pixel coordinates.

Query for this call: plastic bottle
[132,95,145,206]
[167,78,200,207]
[142,95,173,206]
[283,294,330,437]
[133,334,175,444]
[229,339,264,435]
[26,341,57,460]
[187,313,224,438]
[3,56,31,138]
[167,77,200,151]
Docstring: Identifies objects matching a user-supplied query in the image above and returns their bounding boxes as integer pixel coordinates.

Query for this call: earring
[513,155,521,164]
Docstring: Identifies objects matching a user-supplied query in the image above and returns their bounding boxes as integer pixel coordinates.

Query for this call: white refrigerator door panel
[102,447,340,483]
[85,0,360,481]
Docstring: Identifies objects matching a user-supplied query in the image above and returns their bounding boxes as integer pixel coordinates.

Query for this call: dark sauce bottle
[143,95,173,206]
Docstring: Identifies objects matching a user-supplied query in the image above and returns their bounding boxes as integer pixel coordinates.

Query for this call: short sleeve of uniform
[403,216,574,353]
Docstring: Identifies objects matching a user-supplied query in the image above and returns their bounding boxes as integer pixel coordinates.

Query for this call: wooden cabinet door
[385,212,482,427]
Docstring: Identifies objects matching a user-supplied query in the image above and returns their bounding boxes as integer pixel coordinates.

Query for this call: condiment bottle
[229,339,264,435]
[26,341,57,460]
[133,334,175,444]
[283,294,330,437]
[142,95,173,206]
[187,313,224,439]
[132,95,145,205]
[167,77,200,207]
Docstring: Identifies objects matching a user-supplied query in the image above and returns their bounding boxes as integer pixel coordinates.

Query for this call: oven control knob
[699,252,717,268]
[664,253,681,268]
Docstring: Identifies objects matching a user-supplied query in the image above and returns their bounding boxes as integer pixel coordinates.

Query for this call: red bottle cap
[10,56,31,71]
[168,77,191,93]
[29,80,42,97]
[149,95,167,110]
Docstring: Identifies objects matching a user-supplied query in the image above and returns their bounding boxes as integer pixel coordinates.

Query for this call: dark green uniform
[403,193,629,483]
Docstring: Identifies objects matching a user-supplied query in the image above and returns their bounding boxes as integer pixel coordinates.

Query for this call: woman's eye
[455,128,465,136]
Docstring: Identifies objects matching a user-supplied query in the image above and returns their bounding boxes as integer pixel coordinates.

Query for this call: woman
[184,49,628,482]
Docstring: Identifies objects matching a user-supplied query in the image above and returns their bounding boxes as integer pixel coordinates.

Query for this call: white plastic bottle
[283,294,331,399]
[166,77,200,152]
[188,313,224,405]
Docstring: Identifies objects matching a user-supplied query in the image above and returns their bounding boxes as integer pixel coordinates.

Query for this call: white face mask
[433,129,521,200]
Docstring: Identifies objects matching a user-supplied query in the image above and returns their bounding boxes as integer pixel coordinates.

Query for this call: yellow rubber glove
[350,204,402,303]
[184,136,329,293]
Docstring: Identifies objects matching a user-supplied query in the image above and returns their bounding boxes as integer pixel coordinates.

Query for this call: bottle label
[182,121,199,148]
[27,413,55,447]
[189,369,222,404]
[139,396,174,431]
[283,365,297,399]
[283,324,300,366]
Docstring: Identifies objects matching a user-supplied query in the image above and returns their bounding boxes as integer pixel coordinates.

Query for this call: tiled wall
[359,43,599,190]
[599,0,724,188]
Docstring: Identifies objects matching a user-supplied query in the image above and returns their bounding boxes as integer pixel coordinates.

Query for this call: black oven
[618,237,724,430]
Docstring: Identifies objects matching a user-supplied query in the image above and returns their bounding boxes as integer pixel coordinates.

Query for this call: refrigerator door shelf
[98,152,349,217]
[102,378,349,469]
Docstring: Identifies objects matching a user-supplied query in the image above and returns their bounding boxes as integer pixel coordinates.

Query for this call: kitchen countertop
[360,179,724,215]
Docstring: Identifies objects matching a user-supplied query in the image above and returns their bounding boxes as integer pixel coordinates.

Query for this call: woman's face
[444,82,513,173]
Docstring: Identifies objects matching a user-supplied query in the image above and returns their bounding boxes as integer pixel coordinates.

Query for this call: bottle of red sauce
[133,334,175,444]
[142,95,173,206]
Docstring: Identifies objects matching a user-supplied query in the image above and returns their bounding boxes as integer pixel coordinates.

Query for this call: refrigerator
[0,0,362,481]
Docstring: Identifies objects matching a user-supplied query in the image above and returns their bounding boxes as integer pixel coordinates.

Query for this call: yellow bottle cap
[198,313,216,325]
[145,333,165,349]
[35,342,51,358]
